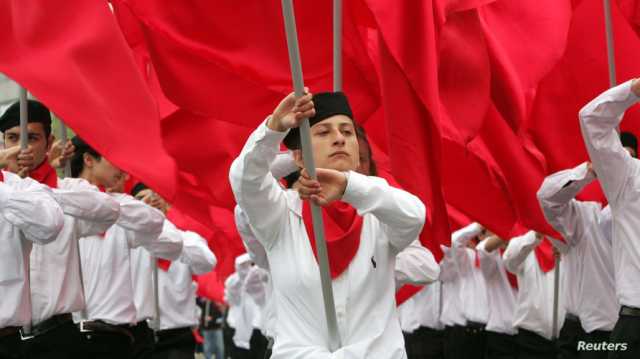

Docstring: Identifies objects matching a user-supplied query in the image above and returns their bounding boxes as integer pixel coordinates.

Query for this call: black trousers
[249,329,269,359]
[579,330,612,359]
[152,327,195,359]
[516,328,557,359]
[0,332,22,359]
[558,316,585,359]
[486,331,518,359]
[130,321,155,359]
[445,324,485,359]
[79,330,133,359]
[22,321,85,359]
[404,327,444,359]
[608,315,640,359]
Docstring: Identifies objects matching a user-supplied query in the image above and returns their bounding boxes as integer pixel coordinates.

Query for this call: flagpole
[333,0,342,92]
[18,86,32,338]
[59,122,72,178]
[603,0,617,88]
[552,254,561,340]
[152,259,160,332]
[281,0,342,351]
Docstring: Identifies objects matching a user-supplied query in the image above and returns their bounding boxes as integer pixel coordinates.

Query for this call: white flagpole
[58,122,72,178]
[19,87,28,150]
[281,0,342,351]
[552,254,561,340]
[333,0,342,92]
[603,0,617,88]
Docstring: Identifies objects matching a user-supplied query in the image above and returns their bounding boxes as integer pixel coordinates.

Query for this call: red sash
[29,159,58,188]
[534,237,556,273]
[302,201,363,279]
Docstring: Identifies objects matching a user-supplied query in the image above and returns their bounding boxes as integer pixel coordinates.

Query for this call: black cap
[620,131,638,157]
[283,92,354,150]
[0,100,52,136]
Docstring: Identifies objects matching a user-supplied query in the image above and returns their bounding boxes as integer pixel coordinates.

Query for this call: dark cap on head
[0,100,52,136]
[131,182,149,197]
[620,131,638,157]
[282,92,354,150]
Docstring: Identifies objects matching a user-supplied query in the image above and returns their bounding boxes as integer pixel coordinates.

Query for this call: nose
[332,129,346,146]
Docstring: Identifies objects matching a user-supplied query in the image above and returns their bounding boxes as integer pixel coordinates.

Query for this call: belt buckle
[79,321,92,333]
[19,328,34,341]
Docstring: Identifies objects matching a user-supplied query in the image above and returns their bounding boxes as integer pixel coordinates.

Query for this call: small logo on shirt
[371,256,377,269]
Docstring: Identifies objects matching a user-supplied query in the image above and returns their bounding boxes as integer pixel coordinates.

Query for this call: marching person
[0,146,64,359]
[476,234,518,359]
[153,220,216,359]
[503,231,564,359]
[69,136,165,359]
[579,78,640,358]
[537,160,618,359]
[229,90,426,358]
[0,99,122,359]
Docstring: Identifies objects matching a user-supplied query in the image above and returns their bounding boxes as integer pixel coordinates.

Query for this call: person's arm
[243,266,269,306]
[438,245,458,283]
[341,172,426,252]
[270,151,298,180]
[450,222,482,275]
[579,79,640,204]
[54,178,120,238]
[0,172,64,243]
[536,162,600,247]
[234,205,269,270]
[111,193,165,248]
[476,238,500,279]
[224,274,242,307]
[178,230,217,275]
[394,240,440,286]
[143,219,185,260]
[503,231,540,274]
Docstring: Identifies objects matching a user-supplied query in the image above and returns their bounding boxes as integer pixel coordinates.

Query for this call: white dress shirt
[503,231,565,340]
[537,162,618,332]
[130,219,185,323]
[395,240,440,287]
[0,171,64,328]
[397,281,443,333]
[476,239,517,335]
[579,80,640,309]
[30,177,120,325]
[225,254,260,349]
[75,193,164,325]
[157,230,216,330]
[229,120,426,359]
[452,223,490,325]
[439,245,466,327]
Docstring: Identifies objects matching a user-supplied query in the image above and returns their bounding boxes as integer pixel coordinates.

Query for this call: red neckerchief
[302,201,363,279]
[0,171,4,182]
[158,259,172,272]
[534,237,555,273]
[29,158,58,188]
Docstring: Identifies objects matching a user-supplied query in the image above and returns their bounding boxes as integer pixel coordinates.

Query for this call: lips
[330,151,349,158]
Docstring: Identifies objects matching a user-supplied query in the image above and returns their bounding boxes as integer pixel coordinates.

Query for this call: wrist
[267,115,287,132]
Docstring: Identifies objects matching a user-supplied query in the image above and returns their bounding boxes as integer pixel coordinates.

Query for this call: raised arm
[342,172,426,252]
[395,240,440,286]
[111,193,165,247]
[536,162,601,247]
[55,178,120,238]
[0,172,64,243]
[476,238,500,279]
[234,205,269,270]
[503,231,539,274]
[178,230,217,275]
[579,79,640,204]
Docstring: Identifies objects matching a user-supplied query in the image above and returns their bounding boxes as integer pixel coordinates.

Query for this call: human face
[83,154,125,189]
[3,123,52,170]
[357,139,372,175]
[293,115,359,172]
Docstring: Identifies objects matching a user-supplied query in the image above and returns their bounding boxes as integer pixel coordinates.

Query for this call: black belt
[155,326,192,339]
[20,313,73,340]
[565,313,580,322]
[78,320,134,343]
[620,306,640,317]
[0,327,20,338]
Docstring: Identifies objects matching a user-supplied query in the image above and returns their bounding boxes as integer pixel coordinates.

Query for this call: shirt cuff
[341,171,367,209]
[258,117,290,148]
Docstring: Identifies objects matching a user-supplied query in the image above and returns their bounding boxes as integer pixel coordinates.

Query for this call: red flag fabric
[534,238,556,273]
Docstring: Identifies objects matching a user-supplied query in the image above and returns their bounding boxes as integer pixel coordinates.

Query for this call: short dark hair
[355,125,377,176]
[620,131,638,158]
[0,99,52,138]
[70,136,101,178]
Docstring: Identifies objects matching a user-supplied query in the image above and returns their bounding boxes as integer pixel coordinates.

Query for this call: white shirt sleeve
[229,119,291,249]
[503,231,540,274]
[224,274,242,306]
[270,151,298,180]
[476,239,499,280]
[54,179,120,238]
[0,172,64,243]
[341,171,426,252]
[178,230,217,275]
[536,162,600,248]
[111,193,165,247]
[579,80,640,204]
[450,222,482,276]
[144,219,185,260]
[438,245,458,283]
[394,240,440,286]
[234,205,269,270]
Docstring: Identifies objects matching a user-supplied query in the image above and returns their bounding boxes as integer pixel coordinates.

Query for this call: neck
[79,169,98,187]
